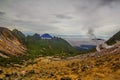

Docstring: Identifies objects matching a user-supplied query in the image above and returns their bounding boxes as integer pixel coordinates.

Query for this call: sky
[0,0,120,38]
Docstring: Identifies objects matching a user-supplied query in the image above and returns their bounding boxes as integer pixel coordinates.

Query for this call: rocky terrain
[0,27,26,58]
[0,43,119,80]
[0,27,119,80]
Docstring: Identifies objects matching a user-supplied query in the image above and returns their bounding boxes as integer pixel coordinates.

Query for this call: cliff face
[0,27,26,58]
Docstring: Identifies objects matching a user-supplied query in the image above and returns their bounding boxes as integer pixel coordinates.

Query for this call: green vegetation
[0,32,80,66]
[12,29,26,44]
[106,31,120,45]
[0,29,98,66]
[12,29,76,57]
[26,35,77,58]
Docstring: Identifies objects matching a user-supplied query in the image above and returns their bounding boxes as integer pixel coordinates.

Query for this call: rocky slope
[0,27,119,79]
[0,43,119,80]
[0,27,26,58]
[106,31,120,45]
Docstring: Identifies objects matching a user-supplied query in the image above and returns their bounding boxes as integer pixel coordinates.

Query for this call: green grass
[0,35,98,66]
[0,36,80,66]
[26,36,77,57]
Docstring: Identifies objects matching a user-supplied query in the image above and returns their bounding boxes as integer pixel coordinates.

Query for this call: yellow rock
[95,73,105,78]
[0,74,5,79]
[92,68,99,72]
[116,70,120,75]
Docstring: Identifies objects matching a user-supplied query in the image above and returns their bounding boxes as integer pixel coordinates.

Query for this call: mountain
[12,29,26,44]
[32,33,41,39]
[26,35,76,57]
[106,31,120,45]
[0,27,77,65]
[0,27,26,58]
[41,33,53,39]
[0,27,120,80]
[75,45,96,51]
[0,27,77,60]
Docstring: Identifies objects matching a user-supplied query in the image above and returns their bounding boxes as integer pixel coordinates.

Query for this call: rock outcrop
[0,27,26,58]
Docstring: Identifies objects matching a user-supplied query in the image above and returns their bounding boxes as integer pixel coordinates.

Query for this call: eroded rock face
[0,27,27,58]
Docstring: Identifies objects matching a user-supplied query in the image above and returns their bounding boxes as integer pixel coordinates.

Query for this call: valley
[0,50,120,80]
[0,42,120,80]
[0,27,119,80]
[0,0,120,79]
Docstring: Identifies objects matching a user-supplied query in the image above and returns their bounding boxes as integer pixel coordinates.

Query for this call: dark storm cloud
[97,0,120,8]
[101,0,120,4]
[0,11,5,16]
[49,21,60,24]
[75,0,120,13]
[55,14,72,19]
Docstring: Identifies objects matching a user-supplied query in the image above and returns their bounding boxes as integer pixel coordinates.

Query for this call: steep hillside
[12,29,26,44]
[106,31,120,45]
[26,35,76,58]
[0,27,26,58]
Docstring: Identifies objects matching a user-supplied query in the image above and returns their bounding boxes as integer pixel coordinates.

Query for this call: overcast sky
[0,0,120,37]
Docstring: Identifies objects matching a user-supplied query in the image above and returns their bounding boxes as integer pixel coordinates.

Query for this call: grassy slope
[0,52,119,80]
[106,31,120,45]
[26,36,77,58]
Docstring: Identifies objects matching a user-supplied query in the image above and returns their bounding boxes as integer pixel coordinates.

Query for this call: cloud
[55,14,73,19]
[73,0,120,34]
[0,11,5,15]
[100,0,120,5]
[0,0,119,38]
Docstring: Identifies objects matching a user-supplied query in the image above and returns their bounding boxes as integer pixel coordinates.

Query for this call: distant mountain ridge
[0,26,118,59]
[41,33,53,39]
[26,34,76,57]
[75,45,96,51]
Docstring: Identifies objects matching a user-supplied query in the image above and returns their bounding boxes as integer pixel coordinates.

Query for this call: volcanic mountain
[0,27,26,58]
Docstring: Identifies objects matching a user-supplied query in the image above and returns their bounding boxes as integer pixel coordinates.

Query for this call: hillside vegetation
[26,35,77,58]
[106,31,120,45]
[12,29,26,44]
[0,50,119,80]
[0,28,79,65]
[0,27,120,80]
